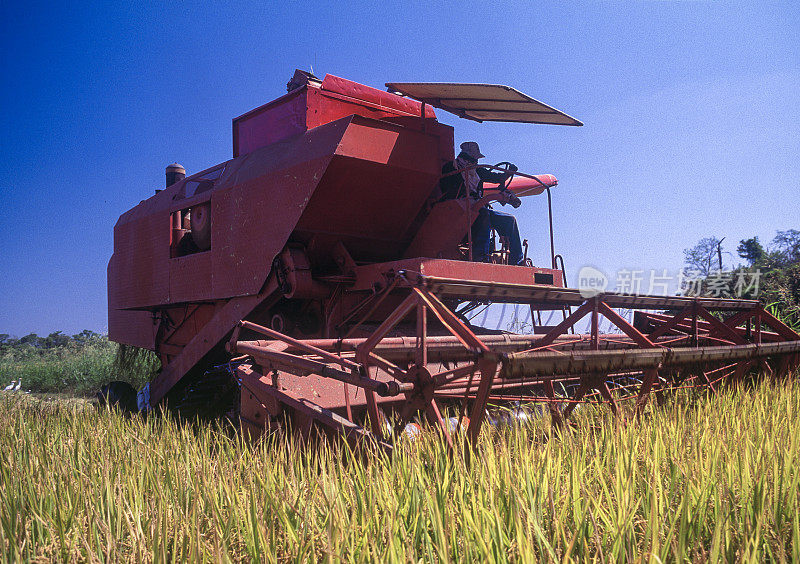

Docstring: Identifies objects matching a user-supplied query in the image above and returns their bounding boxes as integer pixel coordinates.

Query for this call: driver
[439,141,524,265]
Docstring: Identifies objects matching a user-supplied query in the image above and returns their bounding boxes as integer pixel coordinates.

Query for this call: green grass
[0,339,154,396]
[1,377,799,562]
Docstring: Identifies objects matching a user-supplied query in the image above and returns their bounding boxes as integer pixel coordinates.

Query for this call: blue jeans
[471,207,523,265]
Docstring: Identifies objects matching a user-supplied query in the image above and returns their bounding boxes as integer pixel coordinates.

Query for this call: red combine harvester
[108,70,800,446]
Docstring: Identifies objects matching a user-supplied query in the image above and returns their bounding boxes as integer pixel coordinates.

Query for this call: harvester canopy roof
[384,82,583,126]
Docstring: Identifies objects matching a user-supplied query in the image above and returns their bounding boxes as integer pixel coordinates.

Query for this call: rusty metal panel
[169,251,213,303]
[293,158,435,262]
[291,117,441,261]
[403,199,470,260]
[320,74,434,119]
[307,87,414,131]
[110,204,170,310]
[351,258,563,291]
[210,117,364,298]
[417,259,562,286]
[232,74,436,158]
[107,308,155,349]
[211,157,332,298]
[385,82,583,126]
[335,117,440,171]
[232,88,308,157]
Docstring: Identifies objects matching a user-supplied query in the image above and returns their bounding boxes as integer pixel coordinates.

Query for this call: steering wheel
[492,161,516,188]
[491,161,521,208]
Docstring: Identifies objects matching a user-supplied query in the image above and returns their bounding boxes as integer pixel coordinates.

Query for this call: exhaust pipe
[165,163,186,187]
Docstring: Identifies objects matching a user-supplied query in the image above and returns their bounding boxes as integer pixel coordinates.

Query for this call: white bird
[13,380,21,392]
[3,381,15,391]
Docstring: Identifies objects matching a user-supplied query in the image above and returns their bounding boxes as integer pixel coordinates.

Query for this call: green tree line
[683,229,800,329]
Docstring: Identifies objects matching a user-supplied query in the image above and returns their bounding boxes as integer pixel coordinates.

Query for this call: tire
[97,381,138,412]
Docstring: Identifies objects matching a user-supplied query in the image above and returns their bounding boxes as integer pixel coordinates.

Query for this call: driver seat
[403,198,480,259]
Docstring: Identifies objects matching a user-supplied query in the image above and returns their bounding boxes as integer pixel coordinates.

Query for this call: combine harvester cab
[109,70,800,447]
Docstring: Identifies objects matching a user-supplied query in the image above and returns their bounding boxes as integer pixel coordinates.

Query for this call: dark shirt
[439,160,508,202]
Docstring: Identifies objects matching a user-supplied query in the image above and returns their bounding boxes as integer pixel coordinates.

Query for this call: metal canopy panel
[384,82,583,126]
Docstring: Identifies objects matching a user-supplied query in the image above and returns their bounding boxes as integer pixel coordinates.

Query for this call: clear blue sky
[1,1,798,336]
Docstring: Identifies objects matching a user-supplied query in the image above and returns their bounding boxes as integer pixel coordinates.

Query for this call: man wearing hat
[439,141,524,264]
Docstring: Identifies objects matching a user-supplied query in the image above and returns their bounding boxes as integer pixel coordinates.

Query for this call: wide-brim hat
[460,141,485,160]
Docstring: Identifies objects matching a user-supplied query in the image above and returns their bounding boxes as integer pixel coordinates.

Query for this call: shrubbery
[0,331,155,396]
[683,229,800,330]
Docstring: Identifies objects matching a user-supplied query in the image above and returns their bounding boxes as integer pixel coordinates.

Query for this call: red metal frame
[227,273,800,448]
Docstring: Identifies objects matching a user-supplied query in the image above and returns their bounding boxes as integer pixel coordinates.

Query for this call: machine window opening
[170,204,211,258]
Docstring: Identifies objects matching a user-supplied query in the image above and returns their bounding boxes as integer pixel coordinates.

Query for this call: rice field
[1,377,799,562]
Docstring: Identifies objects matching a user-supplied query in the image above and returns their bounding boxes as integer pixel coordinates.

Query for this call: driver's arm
[477,164,516,184]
